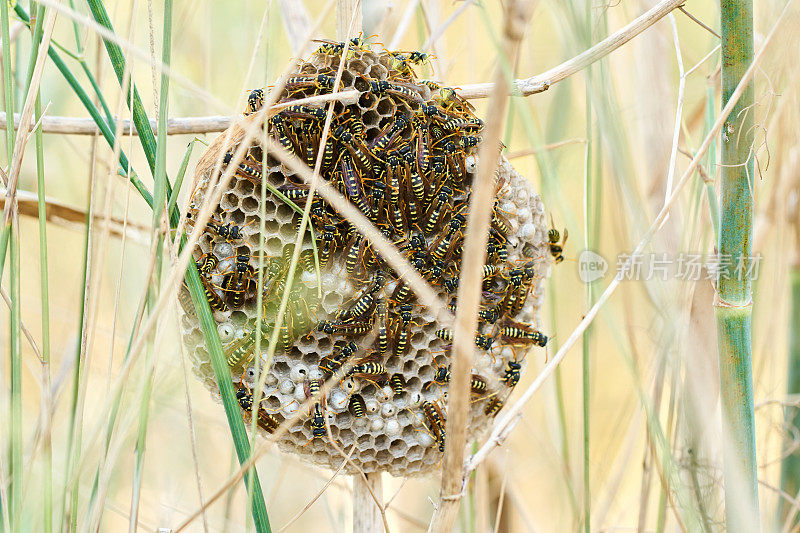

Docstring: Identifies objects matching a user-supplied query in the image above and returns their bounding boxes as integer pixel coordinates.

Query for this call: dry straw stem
[0,189,148,240]
[463,1,788,486]
[428,0,531,531]
[10,0,685,137]
[1,7,57,225]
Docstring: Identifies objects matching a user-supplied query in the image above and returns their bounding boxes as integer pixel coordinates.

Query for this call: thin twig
[4,0,685,137]
[506,138,587,159]
[463,0,787,483]
[0,188,149,241]
[0,283,42,361]
[678,5,721,39]
[277,444,357,532]
[457,0,686,98]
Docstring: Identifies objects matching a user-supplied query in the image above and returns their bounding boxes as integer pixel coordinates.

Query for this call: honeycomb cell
[181,42,549,477]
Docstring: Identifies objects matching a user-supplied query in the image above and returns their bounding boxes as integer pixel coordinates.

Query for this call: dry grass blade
[1,8,58,225]
[0,188,148,240]
[264,136,449,323]
[458,0,685,98]
[427,1,531,531]
[465,2,788,478]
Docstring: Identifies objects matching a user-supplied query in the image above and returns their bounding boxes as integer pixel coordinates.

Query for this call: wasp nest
[179,40,552,476]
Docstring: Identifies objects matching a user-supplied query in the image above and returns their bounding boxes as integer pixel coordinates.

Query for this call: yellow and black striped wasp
[548,215,568,264]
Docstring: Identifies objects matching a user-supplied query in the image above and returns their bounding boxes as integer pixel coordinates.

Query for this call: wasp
[391,281,413,304]
[338,273,384,321]
[423,186,451,235]
[236,382,280,433]
[225,329,257,367]
[338,156,369,214]
[427,365,451,389]
[434,329,494,350]
[286,74,336,93]
[222,252,256,308]
[349,394,366,417]
[388,51,432,77]
[282,105,326,121]
[548,217,568,264]
[430,213,465,263]
[496,268,524,317]
[347,353,388,384]
[316,315,374,336]
[470,374,489,396]
[246,88,264,115]
[199,275,229,312]
[376,298,389,359]
[319,340,358,379]
[303,404,327,444]
[401,147,426,206]
[491,206,511,237]
[498,323,548,348]
[442,117,483,132]
[304,378,326,413]
[269,114,295,153]
[369,116,408,155]
[421,400,446,452]
[369,80,423,104]
[369,180,387,223]
[222,152,265,182]
[484,396,504,417]
[207,219,249,242]
[236,383,254,412]
[392,303,414,358]
[501,360,522,387]
[196,253,218,277]
[389,373,406,396]
[319,224,339,267]
[478,306,499,324]
[436,86,475,114]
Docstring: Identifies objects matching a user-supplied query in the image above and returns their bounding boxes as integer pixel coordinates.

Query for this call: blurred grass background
[0,0,797,530]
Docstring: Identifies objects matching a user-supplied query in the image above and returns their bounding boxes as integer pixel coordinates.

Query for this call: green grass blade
[184,260,272,533]
[12,4,151,206]
[8,216,21,529]
[85,0,164,180]
[1,0,15,158]
[29,3,53,531]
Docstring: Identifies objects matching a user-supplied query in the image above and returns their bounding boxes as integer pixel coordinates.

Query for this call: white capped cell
[385,420,400,436]
[278,380,295,395]
[179,47,551,477]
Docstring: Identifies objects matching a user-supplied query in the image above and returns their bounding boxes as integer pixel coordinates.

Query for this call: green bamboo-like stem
[780,268,800,523]
[716,0,758,530]
[704,84,720,242]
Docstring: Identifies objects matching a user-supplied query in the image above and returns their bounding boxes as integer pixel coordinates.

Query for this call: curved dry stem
[464,1,787,482]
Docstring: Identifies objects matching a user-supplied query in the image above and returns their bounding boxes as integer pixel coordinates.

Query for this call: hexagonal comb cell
[180,41,550,476]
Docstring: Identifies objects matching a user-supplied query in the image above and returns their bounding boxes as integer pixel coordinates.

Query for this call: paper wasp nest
[179,41,551,476]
